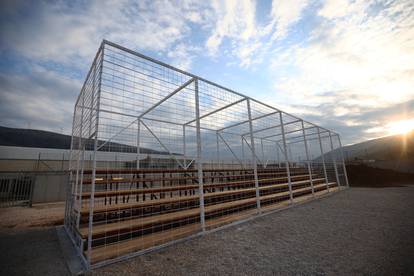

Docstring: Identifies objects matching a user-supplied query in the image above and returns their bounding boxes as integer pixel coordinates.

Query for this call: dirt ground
[0,202,64,230]
[0,187,413,276]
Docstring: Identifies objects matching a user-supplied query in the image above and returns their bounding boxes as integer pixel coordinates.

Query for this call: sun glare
[386,119,414,135]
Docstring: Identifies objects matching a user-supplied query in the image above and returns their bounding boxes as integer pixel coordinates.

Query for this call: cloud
[0,65,81,133]
[0,0,211,68]
[0,0,413,146]
[205,0,257,55]
[268,0,310,40]
[267,0,414,144]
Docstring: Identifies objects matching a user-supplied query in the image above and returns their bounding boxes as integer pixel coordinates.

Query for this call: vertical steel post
[76,145,85,228]
[301,121,314,196]
[261,138,265,168]
[64,103,78,227]
[241,136,245,166]
[74,87,85,228]
[194,78,205,231]
[246,99,261,212]
[86,43,104,268]
[183,125,186,169]
[216,131,220,169]
[136,120,141,169]
[329,131,340,187]
[317,127,330,192]
[337,134,349,187]
[276,142,280,167]
[279,112,293,203]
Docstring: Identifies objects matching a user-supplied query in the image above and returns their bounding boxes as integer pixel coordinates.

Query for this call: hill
[326,131,414,173]
[0,126,169,154]
[342,131,414,162]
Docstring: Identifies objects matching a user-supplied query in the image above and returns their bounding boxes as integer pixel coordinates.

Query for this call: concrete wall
[31,172,68,204]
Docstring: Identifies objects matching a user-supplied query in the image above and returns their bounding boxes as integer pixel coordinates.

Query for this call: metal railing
[0,172,35,207]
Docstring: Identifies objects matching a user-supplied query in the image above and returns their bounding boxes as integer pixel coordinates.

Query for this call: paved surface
[0,227,70,275]
[1,187,413,275]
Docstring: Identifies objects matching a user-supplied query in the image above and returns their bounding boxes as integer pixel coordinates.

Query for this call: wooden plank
[82,170,297,185]
[78,176,323,214]
[88,182,337,264]
[82,167,309,175]
[90,223,202,264]
[80,174,319,199]
[79,182,334,239]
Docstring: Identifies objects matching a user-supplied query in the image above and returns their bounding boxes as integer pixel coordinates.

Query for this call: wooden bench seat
[78,182,332,239]
[78,177,325,216]
[82,167,309,175]
[82,170,298,185]
[87,183,337,264]
[79,174,319,199]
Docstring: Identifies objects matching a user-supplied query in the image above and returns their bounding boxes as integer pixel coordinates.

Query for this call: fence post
[329,131,340,187]
[28,173,35,207]
[301,121,314,196]
[246,98,261,212]
[317,127,330,192]
[194,78,205,231]
[279,112,293,203]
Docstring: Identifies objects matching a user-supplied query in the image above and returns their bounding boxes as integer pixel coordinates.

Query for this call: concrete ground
[1,187,413,275]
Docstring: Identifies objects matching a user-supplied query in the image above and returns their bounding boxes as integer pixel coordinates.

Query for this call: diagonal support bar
[140,119,185,169]
[217,132,244,167]
[96,78,195,151]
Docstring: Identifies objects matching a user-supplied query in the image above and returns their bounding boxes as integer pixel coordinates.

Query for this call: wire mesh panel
[64,40,349,268]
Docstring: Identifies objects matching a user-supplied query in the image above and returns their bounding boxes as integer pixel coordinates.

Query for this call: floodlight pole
[279,113,293,203]
[301,120,314,196]
[317,127,330,192]
[194,78,205,231]
[247,99,261,212]
[329,131,340,187]
[337,134,349,187]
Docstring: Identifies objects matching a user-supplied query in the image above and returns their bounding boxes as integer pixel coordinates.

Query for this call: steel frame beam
[301,120,314,196]
[194,79,206,231]
[329,132,341,187]
[337,134,349,187]
[247,99,261,212]
[184,98,246,126]
[317,127,330,192]
[140,119,185,169]
[279,112,293,203]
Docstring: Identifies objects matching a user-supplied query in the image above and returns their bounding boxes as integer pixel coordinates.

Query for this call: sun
[386,119,414,135]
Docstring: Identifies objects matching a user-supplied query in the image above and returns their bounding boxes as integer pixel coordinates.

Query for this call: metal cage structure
[64,40,349,269]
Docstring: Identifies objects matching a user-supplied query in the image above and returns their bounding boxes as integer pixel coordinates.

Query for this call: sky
[0,0,413,145]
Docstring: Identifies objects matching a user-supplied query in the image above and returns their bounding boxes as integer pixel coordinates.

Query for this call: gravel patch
[94,186,414,276]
